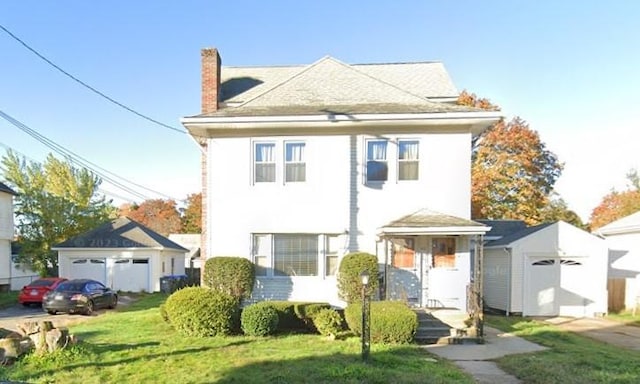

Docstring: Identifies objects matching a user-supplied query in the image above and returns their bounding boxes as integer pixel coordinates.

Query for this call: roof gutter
[378,225,491,236]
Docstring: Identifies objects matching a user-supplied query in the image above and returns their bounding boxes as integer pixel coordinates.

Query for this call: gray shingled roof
[0,182,17,195]
[384,208,487,228]
[198,56,480,118]
[485,222,555,247]
[476,219,527,239]
[54,217,188,251]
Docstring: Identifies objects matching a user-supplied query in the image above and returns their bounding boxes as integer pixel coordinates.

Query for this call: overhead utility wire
[0,23,187,135]
[0,110,178,201]
[0,141,138,204]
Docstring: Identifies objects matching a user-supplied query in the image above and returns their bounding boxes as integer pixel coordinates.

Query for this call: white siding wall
[483,248,511,312]
[206,131,473,306]
[0,193,14,286]
[604,232,640,309]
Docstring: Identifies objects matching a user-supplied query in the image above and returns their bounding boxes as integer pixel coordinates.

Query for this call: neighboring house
[181,48,501,308]
[595,211,640,312]
[168,233,202,269]
[482,220,608,317]
[9,242,40,290]
[0,182,17,292]
[54,217,188,292]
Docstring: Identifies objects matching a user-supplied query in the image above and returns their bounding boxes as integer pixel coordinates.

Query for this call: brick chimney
[201,48,221,114]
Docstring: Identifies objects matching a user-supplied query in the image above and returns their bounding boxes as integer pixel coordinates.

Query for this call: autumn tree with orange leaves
[181,193,202,233]
[119,199,182,236]
[589,169,640,230]
[459,91,575,226]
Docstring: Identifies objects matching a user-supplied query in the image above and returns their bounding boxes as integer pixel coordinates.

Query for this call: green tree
[181,193,202,233]
[2,151,114,275]
[539,193,585,229]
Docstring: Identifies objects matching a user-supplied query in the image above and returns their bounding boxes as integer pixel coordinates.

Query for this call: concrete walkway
[545,316,640,351]
[424,326,546,383]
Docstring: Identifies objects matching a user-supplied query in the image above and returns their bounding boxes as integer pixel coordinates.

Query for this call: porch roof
[378,208,490,236]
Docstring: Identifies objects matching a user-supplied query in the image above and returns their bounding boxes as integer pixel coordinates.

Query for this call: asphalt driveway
[0,301,122,333]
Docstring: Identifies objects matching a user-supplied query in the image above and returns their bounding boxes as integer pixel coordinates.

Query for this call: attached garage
[482,221,608,317]
[54,218,188,293]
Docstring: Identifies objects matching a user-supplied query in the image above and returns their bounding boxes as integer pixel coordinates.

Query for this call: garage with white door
[483,221,608,317]
[54,217,187,293]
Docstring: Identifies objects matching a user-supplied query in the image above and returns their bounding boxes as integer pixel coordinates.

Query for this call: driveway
[545,316,640,351]
[0,299,128,333]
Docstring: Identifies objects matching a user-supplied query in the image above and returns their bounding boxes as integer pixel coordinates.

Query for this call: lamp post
[360,270,370,362]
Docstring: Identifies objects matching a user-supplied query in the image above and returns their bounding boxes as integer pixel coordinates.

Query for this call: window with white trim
[285,142,306,182]
[325,235,340,276]
[398,140,419,180]
[366,140,388,182]
[254,142,276,183]
[251,234,340,277]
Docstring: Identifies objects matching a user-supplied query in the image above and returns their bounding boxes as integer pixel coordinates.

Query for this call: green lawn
[607,311,640,326]
[486,315,640,384]
[1,295,473,384]
[0,291,18,309]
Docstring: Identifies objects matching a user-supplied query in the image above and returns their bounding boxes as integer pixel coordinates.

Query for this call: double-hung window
[254,142,276,183]
[285,142,306,182]
[366,140,388,182]
[325,235,340,276]
[398,140,419,180]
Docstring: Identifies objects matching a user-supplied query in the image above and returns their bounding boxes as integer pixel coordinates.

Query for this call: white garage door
[112,259,150,292]
[524,257,587,316]
[69,259,107,285]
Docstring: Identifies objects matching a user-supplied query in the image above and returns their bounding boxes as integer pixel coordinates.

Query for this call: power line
[0,23,187,135]
[0,110,180,202]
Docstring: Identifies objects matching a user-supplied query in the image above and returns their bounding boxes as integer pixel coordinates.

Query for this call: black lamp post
[360,270,371,362]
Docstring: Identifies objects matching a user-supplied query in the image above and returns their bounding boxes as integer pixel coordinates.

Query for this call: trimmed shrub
[164,287,239,337]
[241,303,279,336]
[337,252,379,304]
[250,301,332,332]
[312,308,344,337]
[203,257,255,301]
[344,301,417,344]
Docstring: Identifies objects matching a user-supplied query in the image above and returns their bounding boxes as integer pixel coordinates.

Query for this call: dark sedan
[42,279,118,315]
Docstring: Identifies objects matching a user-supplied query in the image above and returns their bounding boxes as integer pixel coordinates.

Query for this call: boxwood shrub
[203,257,255,301]
[252,301,331,332]
[337,252,379,304]
[344,301,417,344]
[312,308,344,337]
[164,287,239,337]
[241,303,279,336]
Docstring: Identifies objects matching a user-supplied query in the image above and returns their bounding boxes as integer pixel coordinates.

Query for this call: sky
[1,1,639,221]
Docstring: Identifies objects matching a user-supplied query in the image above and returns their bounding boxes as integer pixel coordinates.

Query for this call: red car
[18,277,68,306]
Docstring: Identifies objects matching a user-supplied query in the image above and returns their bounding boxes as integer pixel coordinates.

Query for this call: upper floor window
[398,140,419,181]
[285,142,306,182]
[366,140,388,182]
[254,142,276,183]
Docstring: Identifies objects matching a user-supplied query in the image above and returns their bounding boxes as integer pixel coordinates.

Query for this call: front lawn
[0,291,18,309]
[1,295,473,384]
[487,315,640,383]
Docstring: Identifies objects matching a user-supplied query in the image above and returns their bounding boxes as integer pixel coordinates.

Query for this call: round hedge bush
[337,252,379,304]
[344,301,417,344]
[164,287,239,337]
[312,308,343,337]
[241,303,279,336]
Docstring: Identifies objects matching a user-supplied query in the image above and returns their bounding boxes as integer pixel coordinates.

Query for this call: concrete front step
[413,308,480,345]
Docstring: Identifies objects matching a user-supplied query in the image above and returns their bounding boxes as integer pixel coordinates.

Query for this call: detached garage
[482,221,608,317]
[54,217,188,292]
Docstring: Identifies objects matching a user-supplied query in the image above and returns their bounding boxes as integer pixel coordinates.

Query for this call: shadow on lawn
[214,346,463,384]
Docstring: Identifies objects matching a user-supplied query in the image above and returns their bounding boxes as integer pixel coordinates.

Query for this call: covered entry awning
[378,208,490,236]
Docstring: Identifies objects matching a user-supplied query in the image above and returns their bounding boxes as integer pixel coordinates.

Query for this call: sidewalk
[545,316,640,351]
[424,326,546,383]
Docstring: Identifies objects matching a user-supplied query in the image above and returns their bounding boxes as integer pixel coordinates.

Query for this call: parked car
[42,279,118,315]
[18,277,68,306]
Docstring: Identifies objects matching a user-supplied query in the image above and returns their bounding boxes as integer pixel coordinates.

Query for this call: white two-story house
[0,182,17,291]
[182,49,501,308]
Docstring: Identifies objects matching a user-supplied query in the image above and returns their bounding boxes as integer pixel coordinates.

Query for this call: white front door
[425,237,465,309]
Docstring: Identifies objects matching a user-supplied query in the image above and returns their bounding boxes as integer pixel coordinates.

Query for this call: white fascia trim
[596,225,640,236]
[181,111,502,126]
[379,226,490,236]
[52,247,166,252]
